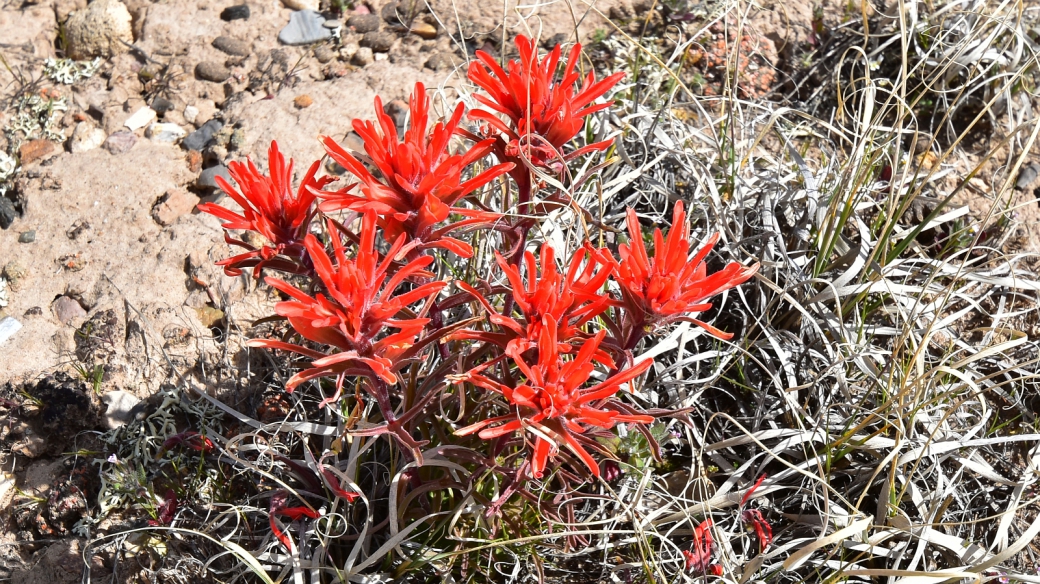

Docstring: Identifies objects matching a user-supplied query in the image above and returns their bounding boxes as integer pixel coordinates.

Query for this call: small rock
[322,19,341,29]
[425,52,453,71]
[278,10,332,45]
[3,261,26,290]
[0,198,16,229]
[325,158,346,175]
[353,4,370,13]
[182,119,223,151]
[229,128,246,151]
[123,106,157,131]
[213,35,251,57]
[183,105,200,125]
[52,296,87,324]
[294,94,314,108]
[340,41,359,60]
[151,188,200,226]
[18,230,35,243]
[145,122,187,143]
[187,150,203,172]
[100,391,143,429]
[195,61,230,82]
[18,139,56,166]
[313,45,335,63]
[1015,163,1040,190]
[151,97,175,115]
[282,0,319,10]
[374,52,388,61]
[383,99,409,134]
[409,22,437,39]
[196,306,225,328]
[102,131,137,154]
[64,0,133,60]
[360,31,394,52]
[196,165,232,190]
[68,122,106,153]
[220,4,250,20]
[352,46,374,66]
[348,13,380,32]
[0,316,21,346]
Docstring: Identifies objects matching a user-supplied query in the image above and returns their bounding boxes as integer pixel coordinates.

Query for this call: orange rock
[18,139,56,166]
[294,94,313,108]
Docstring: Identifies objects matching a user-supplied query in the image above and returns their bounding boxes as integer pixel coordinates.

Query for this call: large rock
[64,0,133,60]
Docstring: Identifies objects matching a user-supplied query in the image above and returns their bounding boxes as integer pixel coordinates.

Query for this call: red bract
[319,82,512,258]
[148,489,178,526]
[683,519,717,573]
[197,141,341,277]
[742,509,773,553]
[162,430,215,453]
[269,490,320,551]
[615,201,758,344]
[248,213,445,396]
[452,242,616,364]
[467,35,625,188]
[455,317,652,479]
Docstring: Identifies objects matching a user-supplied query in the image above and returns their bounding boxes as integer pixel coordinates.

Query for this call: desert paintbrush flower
[614,201,758,348]
[467,35,624,198]
[455,317,652,479]
[319,82,512,258]
[197,140,342,277]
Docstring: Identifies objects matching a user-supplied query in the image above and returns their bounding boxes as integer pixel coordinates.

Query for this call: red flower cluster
[320,82,512,258]
[615,201,758,345]
[683,519,722,574]
[456,319,652,478]
[468,35,624,191]
[198,141,340,277]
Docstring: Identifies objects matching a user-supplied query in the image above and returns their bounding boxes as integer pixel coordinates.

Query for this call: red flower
[467,35,624,190]
[162,430,215,453]
[615,201,758,343]
[197,141,341,277]
[683,519,718,573]
[147,489,179,526]
[248,212,445,397]
[269,490,320,551]
[455,317,652,479]
[452,242,617,364]
[741,509,773,553]
[319,82,512,258]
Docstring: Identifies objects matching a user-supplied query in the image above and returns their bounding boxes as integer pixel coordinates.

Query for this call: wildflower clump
[199,33,758,574]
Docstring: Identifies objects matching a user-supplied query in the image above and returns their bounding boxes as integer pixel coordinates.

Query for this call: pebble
[1015,163,1040,190]
[18,139,55,166]
[182,119,223,151]
[0,316,21,346]
[183,105,200,125]
[69,122,106,153]
[64,0,133,60]
[282,0,318,10]
[123,106,157,131]
[347,13,380,33]
[196,306,225,328]
[313,45,335,63]
[146,122,187,143]
[425,52,453,71]
[196,164,232,190]
[294,94,313,108]
[220,4,250,20]
[3,261,26,290]
[322,19,341,29]
[213,35,251,57]
[278,10,332,45]
[351,47,374,66]
[340,41,359,60]
[151,97,176,115]
[187,150,203,172]
[101,390,143,429]
[0,197,15,229]
[151,188,200,226]
[409,22,437,39]
[102,130,137,154]
[360,31,394,52]
[196,61,230,82]
[52,296,87,324]
[18,230,35,243]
